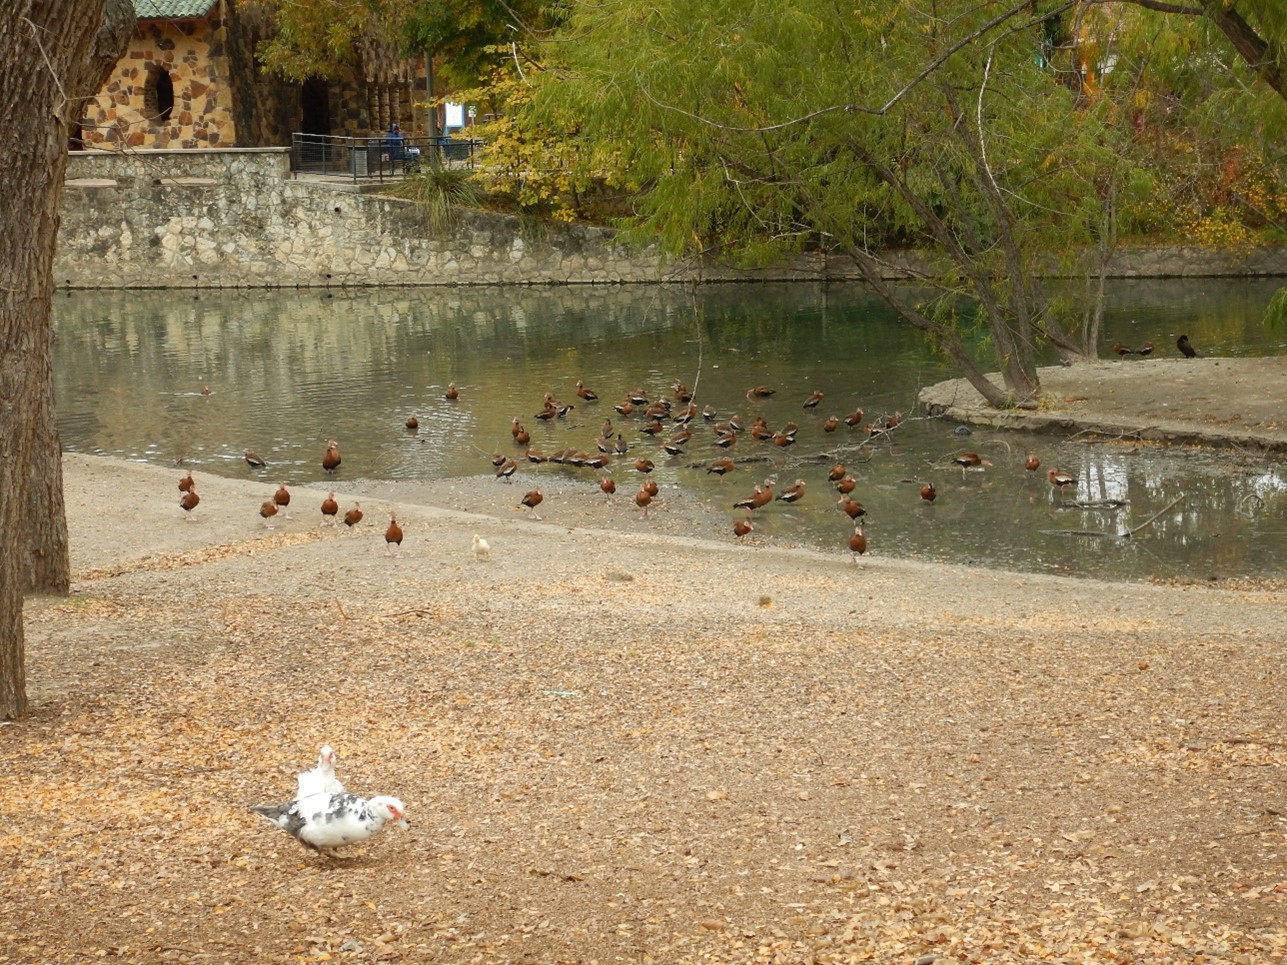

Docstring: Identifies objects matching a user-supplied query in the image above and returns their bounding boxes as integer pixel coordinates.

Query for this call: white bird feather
[296,744,345,799]
[251,791,408,855]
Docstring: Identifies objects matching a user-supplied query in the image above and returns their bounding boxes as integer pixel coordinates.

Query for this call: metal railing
[290,132,483,182]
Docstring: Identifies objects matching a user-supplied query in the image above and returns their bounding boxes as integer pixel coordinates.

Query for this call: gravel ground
[3,451,1285,964]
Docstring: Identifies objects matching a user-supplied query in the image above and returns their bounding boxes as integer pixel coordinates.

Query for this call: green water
[54,279,1286,581]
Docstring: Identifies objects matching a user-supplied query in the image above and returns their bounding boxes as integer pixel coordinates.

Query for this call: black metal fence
[290,132,483,182]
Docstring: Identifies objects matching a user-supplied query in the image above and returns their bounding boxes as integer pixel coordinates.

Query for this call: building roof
[132,0,218,18]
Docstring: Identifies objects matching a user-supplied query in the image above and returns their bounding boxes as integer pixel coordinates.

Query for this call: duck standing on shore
[520,488,544,519]
[251,791,408,857]
[385,512,403,555]
[343,502,363,529]
[634,485,653,518]
[848,524,868,562]
[321,492,339,525]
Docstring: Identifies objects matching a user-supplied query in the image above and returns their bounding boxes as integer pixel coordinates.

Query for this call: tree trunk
[22,0,133,597]
[0,0,133,719]
[838,243,1015,408]
[25,375,70,595]
[843,135,1041,407]
[1200,0,1285,102]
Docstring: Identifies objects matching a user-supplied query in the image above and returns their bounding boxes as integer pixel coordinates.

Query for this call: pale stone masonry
[57,149,682,287]
[57,149,1287,289]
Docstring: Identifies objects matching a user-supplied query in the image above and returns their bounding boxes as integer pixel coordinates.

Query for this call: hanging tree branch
[631,0,1281,141]
[632,0,1089,133]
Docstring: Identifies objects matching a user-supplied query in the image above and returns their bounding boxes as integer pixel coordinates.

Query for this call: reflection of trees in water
[54,283,905,407]
[1073,277,1283,357]
[1045,445,1284,549]
[58,285,700,367]
[1082,452,1285,550]
[57,276,1281,382]
[50,282,1285,581]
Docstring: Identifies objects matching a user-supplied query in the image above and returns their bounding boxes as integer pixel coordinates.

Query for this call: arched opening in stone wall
[144,65,175,124]
[300,79,331,135]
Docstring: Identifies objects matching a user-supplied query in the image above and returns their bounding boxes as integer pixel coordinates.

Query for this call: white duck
[296,744,345,799]
[251,791,409,856]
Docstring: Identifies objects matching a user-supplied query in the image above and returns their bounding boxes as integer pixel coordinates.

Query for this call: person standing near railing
[385,123,404,163]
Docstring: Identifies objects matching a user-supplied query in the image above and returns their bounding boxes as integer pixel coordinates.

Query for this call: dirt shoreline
[920,356,1287,452]
[5,355,1286,962]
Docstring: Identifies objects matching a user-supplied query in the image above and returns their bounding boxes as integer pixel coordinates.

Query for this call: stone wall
[81,2,424,151]
[56,149,1287,289]
[56,148,707,288]
[83,6,238,150]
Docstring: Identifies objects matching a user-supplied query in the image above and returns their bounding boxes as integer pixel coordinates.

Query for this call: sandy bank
[4,429,1284,962]
[920,356,1287,452]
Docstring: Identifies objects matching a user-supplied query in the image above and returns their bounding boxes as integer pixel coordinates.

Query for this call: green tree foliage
[1190,0,1286,103]
[254,0,1285,373]
[255,0,409,81]
[1115,0,1287,324]
[255,0,553,90]
[489,0,1287,399]
[454,50,635,223]
[1265,285,1287,334]
[401,0,554,92]
[1103,1,1287,245]
[524,0,1165,404]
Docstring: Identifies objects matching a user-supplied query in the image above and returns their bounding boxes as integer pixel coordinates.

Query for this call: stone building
[77,0,428,151]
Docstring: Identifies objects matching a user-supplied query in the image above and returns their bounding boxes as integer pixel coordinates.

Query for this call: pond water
[53,278,1286,582]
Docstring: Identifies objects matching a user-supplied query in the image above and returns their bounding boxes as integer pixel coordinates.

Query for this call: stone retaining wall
[56,148,674,288]
[56,148,1286,289]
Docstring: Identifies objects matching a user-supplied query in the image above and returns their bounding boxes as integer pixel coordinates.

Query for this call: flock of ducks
[468,378,1084,562]
[1115,334,1201,359]
[178,362,1124,561]
[178,438,406,555]
[470,378,892,559]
